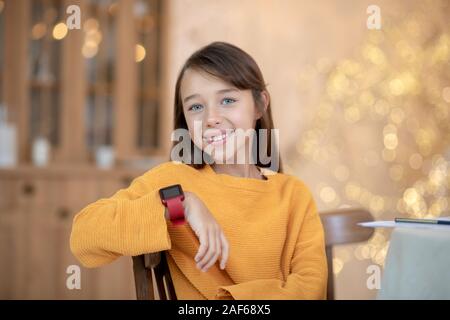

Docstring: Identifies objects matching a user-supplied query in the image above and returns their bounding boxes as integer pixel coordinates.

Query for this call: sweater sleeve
[70,172,171,268]
[215,190,328,300]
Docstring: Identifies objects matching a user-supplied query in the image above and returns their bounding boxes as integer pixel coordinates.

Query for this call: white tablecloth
[378,227,450,299]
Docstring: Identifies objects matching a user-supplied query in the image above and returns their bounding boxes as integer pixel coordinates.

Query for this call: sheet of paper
[359,217,450,230]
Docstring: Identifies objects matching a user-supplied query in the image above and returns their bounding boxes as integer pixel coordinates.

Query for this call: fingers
[201,229,222,272]
[220,232,229,270]
[194,230,208,263]
[196,228,216,271]
[194,224,229,272]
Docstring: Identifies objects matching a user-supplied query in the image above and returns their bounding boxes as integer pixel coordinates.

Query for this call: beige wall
[162,0,397,153]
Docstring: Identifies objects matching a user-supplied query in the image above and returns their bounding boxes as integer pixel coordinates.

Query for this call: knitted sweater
[70,161,327,300]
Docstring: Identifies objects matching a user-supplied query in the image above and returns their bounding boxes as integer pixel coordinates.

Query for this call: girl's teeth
[212,134,226,142]
[208,130,234,143]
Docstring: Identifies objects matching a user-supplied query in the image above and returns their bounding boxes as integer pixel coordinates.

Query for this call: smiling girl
[70,42,327,300]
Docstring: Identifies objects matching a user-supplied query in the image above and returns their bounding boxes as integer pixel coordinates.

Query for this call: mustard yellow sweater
[70,161,328,300]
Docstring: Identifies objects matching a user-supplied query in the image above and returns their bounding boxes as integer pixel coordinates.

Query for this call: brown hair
[172,41,282,172]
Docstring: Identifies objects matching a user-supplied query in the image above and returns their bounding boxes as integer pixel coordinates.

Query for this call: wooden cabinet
[0,0,169,299]
[0,166,148,299]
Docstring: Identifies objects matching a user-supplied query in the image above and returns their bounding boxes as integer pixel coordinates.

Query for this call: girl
[70,41,327,300]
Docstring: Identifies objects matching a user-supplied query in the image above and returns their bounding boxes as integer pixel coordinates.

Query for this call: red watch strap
[166,195,185,225]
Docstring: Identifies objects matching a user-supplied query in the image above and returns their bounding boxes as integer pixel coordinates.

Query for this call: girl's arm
[69,174,171,268]
[215,191,328,300]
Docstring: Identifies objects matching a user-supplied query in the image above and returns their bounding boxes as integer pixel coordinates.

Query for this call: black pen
[395,217,450,225]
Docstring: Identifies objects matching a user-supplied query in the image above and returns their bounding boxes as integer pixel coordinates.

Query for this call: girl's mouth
[203,129,235,146]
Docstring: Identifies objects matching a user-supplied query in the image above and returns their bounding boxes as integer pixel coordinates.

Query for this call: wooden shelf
[87,83,113,95]
[29,79,58,90]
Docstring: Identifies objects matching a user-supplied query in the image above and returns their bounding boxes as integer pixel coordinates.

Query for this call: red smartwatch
[159,184,186,226]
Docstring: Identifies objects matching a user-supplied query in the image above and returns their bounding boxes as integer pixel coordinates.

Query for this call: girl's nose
[205,107,222,127]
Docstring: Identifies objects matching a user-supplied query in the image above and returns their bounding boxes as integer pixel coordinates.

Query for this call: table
[378,227,450,299]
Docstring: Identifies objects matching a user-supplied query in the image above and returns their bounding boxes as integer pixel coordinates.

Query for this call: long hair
[172,41,282,172]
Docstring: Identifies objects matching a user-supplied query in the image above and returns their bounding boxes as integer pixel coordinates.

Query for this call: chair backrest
[132,252,177,300]
[319,207,374,300]
[132,207,374,300]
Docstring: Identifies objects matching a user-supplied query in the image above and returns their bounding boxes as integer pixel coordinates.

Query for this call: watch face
[160,184,183,199]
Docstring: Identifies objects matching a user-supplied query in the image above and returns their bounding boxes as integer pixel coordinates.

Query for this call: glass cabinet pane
[135,0,161,150]
[29,0,63,146]
[0,0,4,106]
[84,0,116,151]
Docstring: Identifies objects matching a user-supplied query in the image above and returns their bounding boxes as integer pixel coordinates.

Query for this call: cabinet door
[19,177,59,299]
[18,178,40,299]
[15,176,92,300]
[0,208,28,299]
[88,176,136,299]
[58,176,135,299]
[1,174,138,299]
[0,176,20,299]
[26,203,59,298]
[0,178,14,298]
[0,177,42,299]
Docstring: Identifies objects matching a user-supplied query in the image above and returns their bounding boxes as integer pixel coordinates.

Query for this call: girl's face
[180,68,268,164]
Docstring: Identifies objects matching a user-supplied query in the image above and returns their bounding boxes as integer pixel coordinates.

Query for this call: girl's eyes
[188,98,237,111]
[222,98,236,105]
[189,104,203,112]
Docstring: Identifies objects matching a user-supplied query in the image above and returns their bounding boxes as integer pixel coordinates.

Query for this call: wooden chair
[132,252,177,300]
[319,207,374,300]
[132,207,374,300]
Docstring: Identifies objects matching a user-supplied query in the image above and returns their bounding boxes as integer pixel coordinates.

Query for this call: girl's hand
[182,191,229,272]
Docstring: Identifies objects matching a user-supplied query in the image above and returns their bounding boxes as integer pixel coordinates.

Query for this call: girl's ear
[255,90,269,120]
